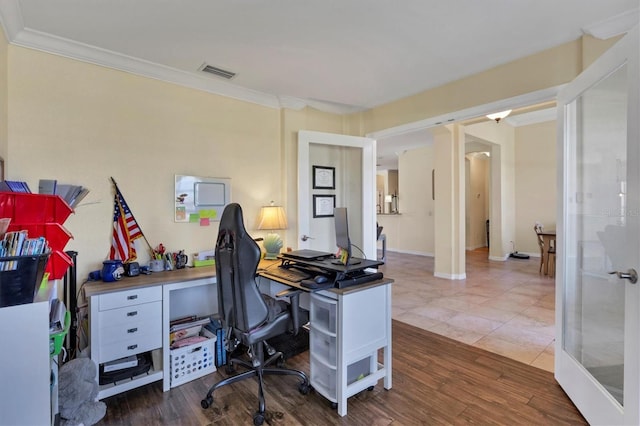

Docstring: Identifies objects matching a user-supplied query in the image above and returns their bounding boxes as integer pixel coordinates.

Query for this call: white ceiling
[0,0,637,114]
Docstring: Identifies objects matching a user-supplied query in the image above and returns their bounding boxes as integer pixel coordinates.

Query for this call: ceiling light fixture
[486,109,512,123]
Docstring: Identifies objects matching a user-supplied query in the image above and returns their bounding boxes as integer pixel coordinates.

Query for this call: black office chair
[201,203,310,426]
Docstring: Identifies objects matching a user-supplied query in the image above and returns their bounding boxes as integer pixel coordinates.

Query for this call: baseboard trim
[386,249,434,257]
[489,255,509,261]
[434,272,467,280]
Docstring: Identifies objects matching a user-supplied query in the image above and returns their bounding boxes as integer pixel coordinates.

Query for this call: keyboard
[261,267,312,282]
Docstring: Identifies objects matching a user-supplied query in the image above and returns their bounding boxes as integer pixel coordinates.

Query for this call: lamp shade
[257,202,287,259]
[257,204,288,230]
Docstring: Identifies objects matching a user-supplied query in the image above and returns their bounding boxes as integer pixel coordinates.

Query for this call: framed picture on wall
[312,165,335,189]
[313,194,336,218]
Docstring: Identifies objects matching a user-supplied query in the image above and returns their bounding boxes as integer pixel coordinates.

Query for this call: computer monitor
[332,207,360,265]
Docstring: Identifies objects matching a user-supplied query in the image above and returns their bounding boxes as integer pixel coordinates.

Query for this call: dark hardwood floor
[100,320,585,425]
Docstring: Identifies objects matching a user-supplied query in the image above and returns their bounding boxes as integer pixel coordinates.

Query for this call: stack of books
[38,179,90,208]
[0,230,49,271]
[169,315,213,349]
[0,180,31,193]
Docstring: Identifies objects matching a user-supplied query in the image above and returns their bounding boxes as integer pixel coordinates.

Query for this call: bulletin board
[174,175,231,223]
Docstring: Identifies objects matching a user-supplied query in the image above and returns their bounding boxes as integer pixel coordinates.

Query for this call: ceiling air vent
[200,63,236,80]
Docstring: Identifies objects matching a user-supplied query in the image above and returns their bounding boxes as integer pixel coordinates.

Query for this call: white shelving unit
[0,301,51,425]
[309,281,392,416]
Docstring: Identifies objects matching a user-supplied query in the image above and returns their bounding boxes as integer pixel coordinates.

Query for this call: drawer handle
[127,344,138,351]
[127,327,138,334]
[127,311,138,317]
[127,295,138,300]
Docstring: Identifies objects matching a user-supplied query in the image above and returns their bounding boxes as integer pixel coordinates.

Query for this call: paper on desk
[195,249,215,260]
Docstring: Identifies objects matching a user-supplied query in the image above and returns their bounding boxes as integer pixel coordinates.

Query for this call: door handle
[301,235,314,242]
[608,269,638,284]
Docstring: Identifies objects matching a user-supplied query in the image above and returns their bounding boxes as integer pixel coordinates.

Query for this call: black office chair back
[216,203,268,333]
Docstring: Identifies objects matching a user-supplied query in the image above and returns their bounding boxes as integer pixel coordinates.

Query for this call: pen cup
[149,259,164,272]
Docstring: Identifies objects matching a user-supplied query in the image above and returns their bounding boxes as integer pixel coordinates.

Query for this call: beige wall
[514,120,557,255]
[7,46,308,280]
[377,145,435,255]
[1,30,617,281]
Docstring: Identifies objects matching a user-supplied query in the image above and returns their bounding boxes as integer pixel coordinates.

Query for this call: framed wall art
[312,165,335,190]
[313,194,336,218]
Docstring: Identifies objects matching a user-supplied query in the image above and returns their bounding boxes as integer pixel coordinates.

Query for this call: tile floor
[378,248,556,372]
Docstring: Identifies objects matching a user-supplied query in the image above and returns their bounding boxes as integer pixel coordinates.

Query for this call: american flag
[109,187,143,262]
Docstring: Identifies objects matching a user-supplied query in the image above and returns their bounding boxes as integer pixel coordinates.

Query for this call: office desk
[86,262,393,417]
[257,262,393,417]
[85,266,218,399]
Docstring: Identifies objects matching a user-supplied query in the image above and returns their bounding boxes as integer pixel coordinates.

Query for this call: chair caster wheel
[298,382,311,395]
[253,412,265,425]
[367,386,374,391]
[330,402,338,409]
[276,357,285,368]
[201,396,212,409]
[225,364,235,374]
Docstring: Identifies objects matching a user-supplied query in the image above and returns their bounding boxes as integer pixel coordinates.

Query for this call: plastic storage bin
[310,355,337,400]
[169,337,216,388]
[310,293,337,334]
[310,332,337,366]
[0,193,73,224]
[1,192,74,280]
[347,356,371,385]
[0,253,49,307]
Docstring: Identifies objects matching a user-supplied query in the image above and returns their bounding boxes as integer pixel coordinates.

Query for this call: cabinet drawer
[99,318,161,346]
[310,293,337,334]
[98,301,161,327]
[310,330,337,367]
[99,286,162,311]
[310,354,337,402]
[99,329,161,363]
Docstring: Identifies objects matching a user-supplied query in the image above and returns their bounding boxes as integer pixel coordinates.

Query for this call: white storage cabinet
[309,281,392,416]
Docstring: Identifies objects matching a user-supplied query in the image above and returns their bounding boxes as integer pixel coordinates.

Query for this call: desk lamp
[257,201,288,259]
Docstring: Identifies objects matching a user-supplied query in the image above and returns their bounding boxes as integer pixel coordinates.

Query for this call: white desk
[258,274,393,417]
[85,266,217,399]
[86,265,393,417]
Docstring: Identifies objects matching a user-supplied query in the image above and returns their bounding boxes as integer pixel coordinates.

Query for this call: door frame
[297,130,377,259]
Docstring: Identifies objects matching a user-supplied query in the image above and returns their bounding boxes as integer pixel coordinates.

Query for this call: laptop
[280,249,334,261]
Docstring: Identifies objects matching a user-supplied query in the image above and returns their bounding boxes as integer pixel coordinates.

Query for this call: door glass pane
[564,63,627,406]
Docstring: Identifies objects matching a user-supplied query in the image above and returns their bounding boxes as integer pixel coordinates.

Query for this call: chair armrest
[276,288,302,335]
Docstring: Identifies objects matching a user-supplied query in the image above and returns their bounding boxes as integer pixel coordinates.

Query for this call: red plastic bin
[6,223,73,252]
[46,250,73,280]
[0,192,73,224]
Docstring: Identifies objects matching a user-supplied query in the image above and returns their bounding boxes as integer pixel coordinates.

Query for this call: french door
[556,26,639,424]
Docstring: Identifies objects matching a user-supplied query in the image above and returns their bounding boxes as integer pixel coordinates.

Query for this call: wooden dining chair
[534,223,556,276]
[534,224,545,274]
[547,238,556,277]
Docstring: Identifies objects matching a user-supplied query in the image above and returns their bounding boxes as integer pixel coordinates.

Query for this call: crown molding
[582,8,639,39]
[12,27,287,109]
[0,1,360,114]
